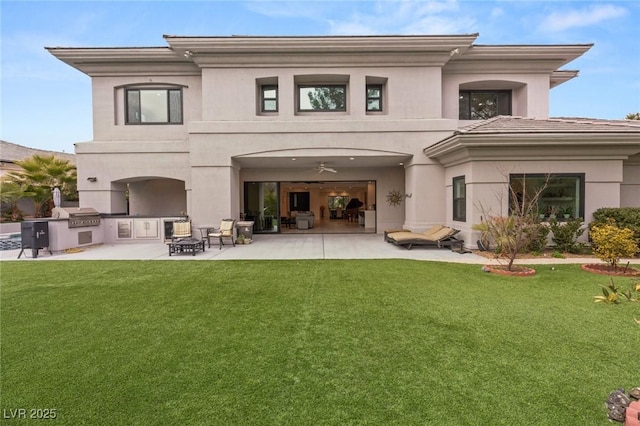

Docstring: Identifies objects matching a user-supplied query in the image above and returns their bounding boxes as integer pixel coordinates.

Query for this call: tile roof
[457,116,640,134]
[0,140,76,164]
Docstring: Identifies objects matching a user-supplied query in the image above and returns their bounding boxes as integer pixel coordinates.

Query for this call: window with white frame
[126,88,182,124]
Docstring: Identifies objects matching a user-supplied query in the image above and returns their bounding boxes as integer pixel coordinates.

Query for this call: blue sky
[1,0,639,153]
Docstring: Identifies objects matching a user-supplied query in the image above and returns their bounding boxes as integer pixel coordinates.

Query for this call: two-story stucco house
[47,34,640,247]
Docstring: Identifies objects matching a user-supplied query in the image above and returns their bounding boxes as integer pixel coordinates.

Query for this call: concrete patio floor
[2,233,638,265]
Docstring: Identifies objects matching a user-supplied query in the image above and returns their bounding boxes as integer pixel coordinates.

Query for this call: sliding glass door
[244,182,279,233]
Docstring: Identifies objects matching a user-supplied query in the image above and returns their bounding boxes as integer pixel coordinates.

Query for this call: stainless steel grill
[52,207,101,228]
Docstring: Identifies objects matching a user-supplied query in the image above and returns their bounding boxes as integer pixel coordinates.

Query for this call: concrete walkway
[2,233,638,265]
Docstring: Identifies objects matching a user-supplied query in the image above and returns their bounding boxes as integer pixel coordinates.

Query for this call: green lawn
[1,260,638,425]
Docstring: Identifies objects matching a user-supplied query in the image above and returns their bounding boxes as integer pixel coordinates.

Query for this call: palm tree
[625,112,640,120]
[6,154,77,218]
[0,178,35,221]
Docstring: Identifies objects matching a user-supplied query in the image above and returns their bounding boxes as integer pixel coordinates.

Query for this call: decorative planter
[580,263,640,276]
[482,265,536,277]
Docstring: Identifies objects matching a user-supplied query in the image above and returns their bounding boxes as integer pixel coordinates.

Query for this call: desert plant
[548,217,585,253]
[590,223,639,269]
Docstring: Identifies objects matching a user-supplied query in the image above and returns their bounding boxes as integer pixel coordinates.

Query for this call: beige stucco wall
[441,73,550,120]
[92,76,201,142]
[621,155,640,207]
[439,159,625,248]
[200,67,444,121]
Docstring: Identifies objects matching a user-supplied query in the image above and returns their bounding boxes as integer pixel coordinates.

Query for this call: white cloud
[243,0,474,36]
[539,4,627,32]
[325,0,476,35]
[490,7,504,19]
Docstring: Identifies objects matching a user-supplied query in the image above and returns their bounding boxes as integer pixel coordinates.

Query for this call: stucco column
[189,165,240,228]
[403,163,446,231]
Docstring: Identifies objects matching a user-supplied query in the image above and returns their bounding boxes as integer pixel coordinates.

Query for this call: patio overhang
[234,148,411,170]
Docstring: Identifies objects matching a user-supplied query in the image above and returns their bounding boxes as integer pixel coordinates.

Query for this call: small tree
[474,173,550,271]
[590,223,639,269]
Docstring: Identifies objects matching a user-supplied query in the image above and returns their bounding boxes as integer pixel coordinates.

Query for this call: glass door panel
[244,182,279,233]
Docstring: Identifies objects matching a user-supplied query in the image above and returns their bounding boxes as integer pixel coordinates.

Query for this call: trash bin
[236,221,255,240]
[19,221,50,259]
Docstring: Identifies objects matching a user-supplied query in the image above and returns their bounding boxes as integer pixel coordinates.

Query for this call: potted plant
[548,206,558,219]
[562,206,572,219]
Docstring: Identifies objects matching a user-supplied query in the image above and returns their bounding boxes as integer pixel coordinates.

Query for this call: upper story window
[261,85,278,112]
[459,90,511,120]
[366,84,383,112]
[298,85,347,111]
[126,88,182,124]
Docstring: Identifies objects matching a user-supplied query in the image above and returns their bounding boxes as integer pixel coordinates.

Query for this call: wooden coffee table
[168,238,205,256]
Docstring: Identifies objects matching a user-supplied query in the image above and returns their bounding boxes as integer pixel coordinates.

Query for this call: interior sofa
[295,211,314,229]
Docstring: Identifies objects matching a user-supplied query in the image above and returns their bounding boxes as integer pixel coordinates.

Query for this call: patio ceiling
[234,153,410,170]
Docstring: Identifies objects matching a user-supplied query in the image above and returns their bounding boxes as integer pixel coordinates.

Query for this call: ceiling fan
[314,162,337,173]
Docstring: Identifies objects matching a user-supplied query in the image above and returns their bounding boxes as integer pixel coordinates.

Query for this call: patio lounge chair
[171,220,192,241]
[207,219,236,249]
[385,225,464,251]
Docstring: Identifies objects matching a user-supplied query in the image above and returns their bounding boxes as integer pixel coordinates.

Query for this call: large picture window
[298,85,346,111]
[459,90,511,120]
[126,88,182,124]
[510,174,585,219]
[453,176,466,222]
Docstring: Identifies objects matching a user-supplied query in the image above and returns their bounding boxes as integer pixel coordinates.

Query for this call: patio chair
[207,219,236,249]
[385,225,464,252]
[171,220,192,242]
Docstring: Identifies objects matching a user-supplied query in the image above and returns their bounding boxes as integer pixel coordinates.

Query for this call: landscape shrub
[591,207,640,248]
[590,223,639,268]
[524,220,550,252]
[548,217,585,253]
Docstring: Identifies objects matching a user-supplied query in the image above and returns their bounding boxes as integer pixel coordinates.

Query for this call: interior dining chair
[208,219,236,249]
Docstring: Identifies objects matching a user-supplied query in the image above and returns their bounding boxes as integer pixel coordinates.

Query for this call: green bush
[590,223,639,268]
[591,207,640,247]
[548,218,585,253]
[524,221,550,252]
